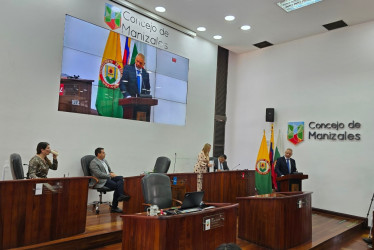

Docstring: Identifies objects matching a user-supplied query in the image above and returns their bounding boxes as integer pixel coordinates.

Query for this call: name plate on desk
[34,182,64,195]
[203,213,224,231]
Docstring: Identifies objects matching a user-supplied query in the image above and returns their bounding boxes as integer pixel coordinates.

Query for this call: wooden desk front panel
[203,170,255,203]
[0,177,89,249]
[123,173,197,214]
[58,78,93,114]
[238,192,312,249]
[122,203,238,250]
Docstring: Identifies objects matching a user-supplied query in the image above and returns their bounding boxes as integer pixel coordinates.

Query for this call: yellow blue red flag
[255,130,272,194]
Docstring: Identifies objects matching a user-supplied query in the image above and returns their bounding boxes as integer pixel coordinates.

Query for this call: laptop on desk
[177,191,204,213]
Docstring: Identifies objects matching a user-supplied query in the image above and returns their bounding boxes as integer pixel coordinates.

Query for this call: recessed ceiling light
[213,35,222,40]
[241,25,251,31]
[197,27,206,32]
[225,15,235,21]
[277,0,323,12]
[155,6,166,12]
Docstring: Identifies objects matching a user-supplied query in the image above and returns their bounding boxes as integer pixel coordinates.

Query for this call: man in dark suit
[275,148,297,177]
[119,53,150,98]
[89,147,130,213]
[214,154,229,172]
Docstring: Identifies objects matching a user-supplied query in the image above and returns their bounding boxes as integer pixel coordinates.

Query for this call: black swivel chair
[81,155,115,214]
[141,173,181,209]
[10,153,27,179]
[153,156,171,173]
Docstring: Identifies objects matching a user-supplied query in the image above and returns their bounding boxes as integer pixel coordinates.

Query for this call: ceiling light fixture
[155,6,166,13]
[197,27,206,32]
[277,0,323,12]
[213,35,222,40]
[225,15,235,21]
[241,25,251,31]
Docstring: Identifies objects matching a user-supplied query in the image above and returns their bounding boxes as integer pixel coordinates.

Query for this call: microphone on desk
[232,163,240,170]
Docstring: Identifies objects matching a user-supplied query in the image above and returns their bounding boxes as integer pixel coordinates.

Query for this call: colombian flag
[269,124,277,190]
[123,36,131,65]
[255,131,272,195]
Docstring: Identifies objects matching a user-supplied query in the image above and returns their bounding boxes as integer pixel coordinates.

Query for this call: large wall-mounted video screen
[59,15,189,126]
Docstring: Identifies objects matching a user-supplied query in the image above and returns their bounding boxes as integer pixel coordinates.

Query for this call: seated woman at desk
[193,143,213,191]
[27,142,58,179]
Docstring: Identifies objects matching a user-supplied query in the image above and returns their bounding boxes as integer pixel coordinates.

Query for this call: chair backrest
[81,155,95,177]
[81,155,96,187]
[141,173,172,209]
[153,156,171,173]
[10,153,25,179]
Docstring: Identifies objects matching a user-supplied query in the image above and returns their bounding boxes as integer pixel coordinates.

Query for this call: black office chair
[153,156,171,173]
[81,155,115,214]
[10,153,27,179]
[141,173,181,209]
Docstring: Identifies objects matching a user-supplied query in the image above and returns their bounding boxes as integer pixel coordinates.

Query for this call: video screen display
[59,15,189,126]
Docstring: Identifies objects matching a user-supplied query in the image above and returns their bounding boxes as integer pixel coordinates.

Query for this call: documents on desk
[163,205,216,215]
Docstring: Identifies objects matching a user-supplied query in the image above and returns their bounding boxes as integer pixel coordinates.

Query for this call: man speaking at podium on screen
[119,53,150,98]
[275,148,297,177]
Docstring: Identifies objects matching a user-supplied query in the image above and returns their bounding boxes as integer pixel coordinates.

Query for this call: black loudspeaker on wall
[266,108,274,122]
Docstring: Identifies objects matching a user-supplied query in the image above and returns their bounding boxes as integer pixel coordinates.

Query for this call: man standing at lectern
[119,53,150,98]
[275,148,297,177]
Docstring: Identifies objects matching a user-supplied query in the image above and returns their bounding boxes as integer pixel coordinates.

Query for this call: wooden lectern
[237,192,312,249]
[118,97,158,122]
[276,173,308,192]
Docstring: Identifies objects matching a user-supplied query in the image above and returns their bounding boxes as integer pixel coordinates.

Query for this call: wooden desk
[237,191,312,249]
[58,78,93,114]
[276,174,308,192]
[0,177,89,249]
[121,203,238,250]
[203,170,255,203]
[123,171,255,214]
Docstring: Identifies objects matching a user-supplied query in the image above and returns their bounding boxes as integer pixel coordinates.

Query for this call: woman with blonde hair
[194,143,213,191]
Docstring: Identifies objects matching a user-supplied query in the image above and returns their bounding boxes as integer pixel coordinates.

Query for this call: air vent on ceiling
[253,41,273,49]
[323,20,348,31]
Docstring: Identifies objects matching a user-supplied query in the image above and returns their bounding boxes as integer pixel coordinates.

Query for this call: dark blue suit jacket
[213,158,229,172]
[275,156,297,176]
[119,64,150,97]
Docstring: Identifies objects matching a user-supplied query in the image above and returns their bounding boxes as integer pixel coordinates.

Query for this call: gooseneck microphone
[173,153,177,173]
[232,163,241,170]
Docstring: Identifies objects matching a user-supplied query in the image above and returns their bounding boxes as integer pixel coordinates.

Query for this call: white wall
[0,0,217,202]
[226,20,374,217]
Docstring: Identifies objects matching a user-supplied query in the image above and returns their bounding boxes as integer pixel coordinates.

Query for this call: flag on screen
[95,31,123,118]
[129,42,138,65]
[255,130,272,195]
[269,124,277,190]
[123,36,131,65]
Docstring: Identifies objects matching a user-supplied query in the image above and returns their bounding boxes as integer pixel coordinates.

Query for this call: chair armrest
[142,203,151,207]
[172,199,182,205]
[90,176,99,188]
